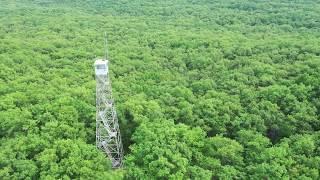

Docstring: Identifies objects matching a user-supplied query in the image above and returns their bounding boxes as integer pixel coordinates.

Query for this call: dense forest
[0,0,320,179]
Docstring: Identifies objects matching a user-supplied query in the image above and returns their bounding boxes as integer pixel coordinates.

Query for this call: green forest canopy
[0,0,319,179]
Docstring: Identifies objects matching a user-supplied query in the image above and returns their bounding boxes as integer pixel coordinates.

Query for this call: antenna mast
[104,32,108,60]
[94,35,124,168]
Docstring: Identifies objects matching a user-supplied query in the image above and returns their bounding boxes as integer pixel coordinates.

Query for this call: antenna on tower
[104,32,108,60]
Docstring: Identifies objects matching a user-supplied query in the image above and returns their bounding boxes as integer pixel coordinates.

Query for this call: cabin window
[96,64,106,69]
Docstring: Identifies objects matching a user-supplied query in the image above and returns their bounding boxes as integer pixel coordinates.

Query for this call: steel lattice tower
[95,59,123,168]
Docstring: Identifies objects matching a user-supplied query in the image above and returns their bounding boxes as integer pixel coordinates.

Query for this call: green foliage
[125,120,208,179]
[0,0,320,179]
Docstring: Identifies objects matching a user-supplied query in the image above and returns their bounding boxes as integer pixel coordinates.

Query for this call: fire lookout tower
[94,59,123,168]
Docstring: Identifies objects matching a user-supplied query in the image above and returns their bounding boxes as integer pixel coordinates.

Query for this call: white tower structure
[95,59,123,168]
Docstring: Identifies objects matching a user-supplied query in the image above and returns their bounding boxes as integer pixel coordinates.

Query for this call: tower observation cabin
[94,59,109,76]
